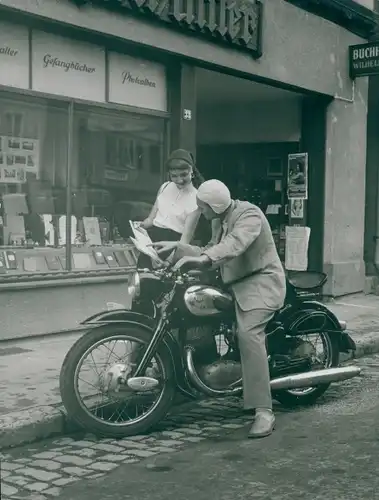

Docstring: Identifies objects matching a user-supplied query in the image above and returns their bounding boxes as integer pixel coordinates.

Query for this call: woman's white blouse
[153,182,198,234]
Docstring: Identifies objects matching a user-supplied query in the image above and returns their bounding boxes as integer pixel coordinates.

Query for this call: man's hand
[150,241,179,254]
[139,219,153,230]
[172,254,211,272]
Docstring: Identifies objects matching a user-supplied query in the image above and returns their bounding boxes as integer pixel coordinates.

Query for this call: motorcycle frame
[81,295,354,399]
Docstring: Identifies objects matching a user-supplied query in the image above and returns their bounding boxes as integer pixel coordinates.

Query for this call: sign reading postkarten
[349,41,379,78]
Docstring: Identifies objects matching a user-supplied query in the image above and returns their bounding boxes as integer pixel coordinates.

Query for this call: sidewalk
[1,293,379,450]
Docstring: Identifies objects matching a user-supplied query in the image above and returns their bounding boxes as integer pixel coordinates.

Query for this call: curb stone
[1,331,378,451]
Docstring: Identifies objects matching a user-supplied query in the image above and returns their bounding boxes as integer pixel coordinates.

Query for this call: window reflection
[72,107,165,245]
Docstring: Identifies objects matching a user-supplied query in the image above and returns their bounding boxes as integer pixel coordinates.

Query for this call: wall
[323,78,369,296]
[197,101,301,145]
[0,279,132,340]
[0,0,365,98]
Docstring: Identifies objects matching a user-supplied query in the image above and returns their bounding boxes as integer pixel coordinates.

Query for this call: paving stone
[32,460,62,471]
[154,439,184,447]
[1,484,18,496]
[161,431,185,439]
[19,468,61,482]
[62,467,91,476]
[43,487,62,497]
[100,454,130,462]
[88,462,119,472]
[53,438,75,446]
[221,423,244,429]
[175,427,203,435]
[75,448,99,458]
[91,443,125,453]
[181,436,206,443]
[69,440,98,448]
[24,483,49,492]
[126,449,158,458]
[116,440,148,449]
[148,447,177,454]
[13,458,32,464]
[4,475,30,486]
[124,458,140,464]
[53,477,78,486]
[54,455,93,467]
[88,473,106,479]
[1,462,22,471]
[32,452,61,460]
[1,470,11,478]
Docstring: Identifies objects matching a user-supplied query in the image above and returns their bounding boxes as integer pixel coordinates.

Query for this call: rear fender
[278,300,355,353]
[81,312,192,394]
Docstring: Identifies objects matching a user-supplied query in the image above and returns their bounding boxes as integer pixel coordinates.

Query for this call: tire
[60,323,176,438]
[273,332,340,407]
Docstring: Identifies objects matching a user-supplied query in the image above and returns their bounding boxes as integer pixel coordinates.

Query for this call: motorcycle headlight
[127,271,141,300]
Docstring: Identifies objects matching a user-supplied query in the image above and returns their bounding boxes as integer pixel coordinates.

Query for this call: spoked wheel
[60,324,175,438]
[273,329,340,407]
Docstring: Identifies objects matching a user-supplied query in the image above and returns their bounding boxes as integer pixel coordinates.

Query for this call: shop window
[72,105,165,245]
[0,94,68,258]
[0,93,165,275]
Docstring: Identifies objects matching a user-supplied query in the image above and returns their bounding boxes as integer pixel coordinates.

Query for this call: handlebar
[137,267,203,283]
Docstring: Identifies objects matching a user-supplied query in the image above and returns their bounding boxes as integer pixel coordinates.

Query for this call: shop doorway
[195,68,305,261]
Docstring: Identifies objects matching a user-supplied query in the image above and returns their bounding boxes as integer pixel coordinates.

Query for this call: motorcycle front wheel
[60,324,175,438]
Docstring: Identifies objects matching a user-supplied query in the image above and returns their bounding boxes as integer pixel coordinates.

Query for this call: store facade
[0,0,376,339]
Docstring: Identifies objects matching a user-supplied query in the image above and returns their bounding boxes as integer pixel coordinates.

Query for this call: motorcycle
[60,249,361,438]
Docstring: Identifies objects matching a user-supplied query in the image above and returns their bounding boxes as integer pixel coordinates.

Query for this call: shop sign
[32,31,106,102]
[0,21,29,89]
[73,0,262,58]
[349,41,379,78]
[108,52,167,111]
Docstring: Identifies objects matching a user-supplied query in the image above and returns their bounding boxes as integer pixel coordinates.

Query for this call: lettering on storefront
[76,0,263,57]
[122,71,156,87]
[43,54,96,73]
[349,41,379,78]
[0,46,19,57]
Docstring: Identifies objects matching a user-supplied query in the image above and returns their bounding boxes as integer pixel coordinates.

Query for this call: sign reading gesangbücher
[349,41,379,78]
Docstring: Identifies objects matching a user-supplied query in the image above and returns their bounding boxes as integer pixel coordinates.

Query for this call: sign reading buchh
[349,41,379,78]
[73,0,263,58]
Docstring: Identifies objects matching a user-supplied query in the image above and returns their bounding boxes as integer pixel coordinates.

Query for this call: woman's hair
[166,150,205,189]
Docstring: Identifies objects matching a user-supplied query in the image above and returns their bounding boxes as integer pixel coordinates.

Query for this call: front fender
[81,312,193,396]
[278,300,355,353]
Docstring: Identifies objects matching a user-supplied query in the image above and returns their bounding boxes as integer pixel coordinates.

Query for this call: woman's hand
[172,255,211,272]
[139,219,153,230]
[151,241,179,254]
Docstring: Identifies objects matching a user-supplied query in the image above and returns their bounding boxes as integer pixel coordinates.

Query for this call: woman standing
[137,149,205,267]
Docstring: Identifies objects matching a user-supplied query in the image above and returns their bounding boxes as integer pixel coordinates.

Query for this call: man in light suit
[154,179,286,438]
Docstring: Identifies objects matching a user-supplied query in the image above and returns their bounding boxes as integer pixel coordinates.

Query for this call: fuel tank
[183,285,234,317]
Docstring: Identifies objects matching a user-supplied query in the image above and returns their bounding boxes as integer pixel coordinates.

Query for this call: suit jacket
[177,200,286,312]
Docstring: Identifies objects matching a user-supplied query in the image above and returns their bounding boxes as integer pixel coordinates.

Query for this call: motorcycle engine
[198,360,242,390]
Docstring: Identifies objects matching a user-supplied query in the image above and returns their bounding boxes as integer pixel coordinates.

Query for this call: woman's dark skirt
[137,225,181,269]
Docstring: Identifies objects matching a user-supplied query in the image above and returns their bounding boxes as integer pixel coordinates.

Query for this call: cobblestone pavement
[0,354,377,500]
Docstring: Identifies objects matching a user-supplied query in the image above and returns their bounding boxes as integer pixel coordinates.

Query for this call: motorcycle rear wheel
[60,324,176,438]
[273,331,340,407]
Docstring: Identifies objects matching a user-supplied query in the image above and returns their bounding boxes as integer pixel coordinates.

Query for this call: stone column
[323,76,369,296]
[167,63,197,159]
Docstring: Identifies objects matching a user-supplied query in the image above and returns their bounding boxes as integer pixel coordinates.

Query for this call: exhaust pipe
[270,365,361,391]
[184,347,361,396]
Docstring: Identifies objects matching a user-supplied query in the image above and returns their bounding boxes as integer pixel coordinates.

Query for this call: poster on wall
[287,153,308,200]
[0,136,40,181]
[290,198,304,219]
[285,226,311,271]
